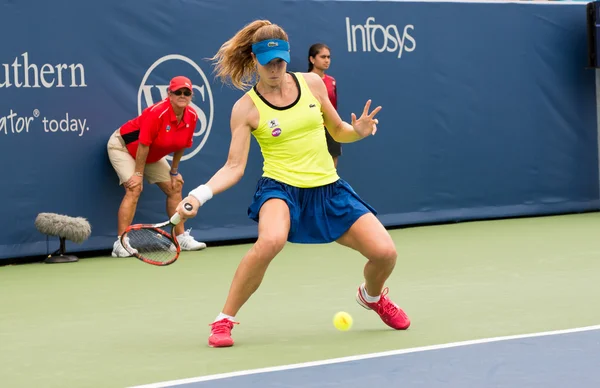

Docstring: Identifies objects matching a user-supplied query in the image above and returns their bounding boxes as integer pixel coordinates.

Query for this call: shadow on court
[148,327,600,388]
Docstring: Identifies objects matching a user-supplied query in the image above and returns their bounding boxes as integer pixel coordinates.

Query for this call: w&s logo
[138,54,214,161]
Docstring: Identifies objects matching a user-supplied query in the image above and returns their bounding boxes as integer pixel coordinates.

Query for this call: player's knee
[373,243,397,267]
[256,233,287,258]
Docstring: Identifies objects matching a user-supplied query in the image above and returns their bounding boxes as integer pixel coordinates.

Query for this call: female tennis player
[177,20,410,347]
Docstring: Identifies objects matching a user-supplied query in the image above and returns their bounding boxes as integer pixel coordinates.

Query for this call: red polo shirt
[119,99,197,163]
[323,74,337,110]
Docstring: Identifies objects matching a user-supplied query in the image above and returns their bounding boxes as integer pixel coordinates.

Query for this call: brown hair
[211,20,289,90]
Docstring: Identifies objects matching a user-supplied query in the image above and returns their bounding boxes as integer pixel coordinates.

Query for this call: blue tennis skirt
[247,177,377,244]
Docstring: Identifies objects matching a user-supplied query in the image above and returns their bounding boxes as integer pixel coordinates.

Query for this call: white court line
[129,324,600,388]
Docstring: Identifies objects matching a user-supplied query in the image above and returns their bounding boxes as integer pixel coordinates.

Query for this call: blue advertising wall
[0,0,597,260]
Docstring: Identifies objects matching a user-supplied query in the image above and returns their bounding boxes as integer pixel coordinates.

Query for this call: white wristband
[189,184,213,206]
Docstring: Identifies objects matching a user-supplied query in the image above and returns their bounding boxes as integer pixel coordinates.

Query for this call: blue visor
[252,39,291,66]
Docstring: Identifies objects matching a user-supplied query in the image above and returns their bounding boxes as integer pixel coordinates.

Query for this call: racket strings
[125,228,177,264]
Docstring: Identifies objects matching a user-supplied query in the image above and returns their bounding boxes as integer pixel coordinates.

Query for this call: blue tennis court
[131,326,600,388]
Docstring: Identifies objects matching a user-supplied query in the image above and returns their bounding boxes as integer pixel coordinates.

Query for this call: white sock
[215,312,236,322]
[361,284,380,303]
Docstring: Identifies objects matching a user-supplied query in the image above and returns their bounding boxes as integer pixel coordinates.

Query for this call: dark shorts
[325,128,342,157]
[247,177,377,244]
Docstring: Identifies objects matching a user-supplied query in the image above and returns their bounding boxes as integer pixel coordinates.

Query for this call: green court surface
[1,213,599,388]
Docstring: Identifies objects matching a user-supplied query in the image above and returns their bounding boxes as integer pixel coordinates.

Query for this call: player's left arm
[303,72,380,143]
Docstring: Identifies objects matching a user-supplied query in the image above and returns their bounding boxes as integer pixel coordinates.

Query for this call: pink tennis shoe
[356,285,411,330]
[208,318,238,348]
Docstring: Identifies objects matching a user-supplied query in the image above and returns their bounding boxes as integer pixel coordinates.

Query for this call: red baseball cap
[169,76,193,91]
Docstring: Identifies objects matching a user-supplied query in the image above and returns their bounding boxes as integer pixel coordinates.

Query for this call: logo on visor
[268,41,278,47]
[138,54,214,161]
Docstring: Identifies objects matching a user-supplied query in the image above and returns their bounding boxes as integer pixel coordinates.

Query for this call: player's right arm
[205,96,253,194]
[178,95,254,217]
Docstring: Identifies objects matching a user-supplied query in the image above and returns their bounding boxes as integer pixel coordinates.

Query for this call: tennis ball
[333,311,353,331]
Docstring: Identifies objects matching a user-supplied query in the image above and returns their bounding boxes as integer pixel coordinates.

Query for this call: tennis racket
[120,203,194,266]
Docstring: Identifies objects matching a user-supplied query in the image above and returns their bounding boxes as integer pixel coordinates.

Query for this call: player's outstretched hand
[176,196,200,220]
[351,100,381,138]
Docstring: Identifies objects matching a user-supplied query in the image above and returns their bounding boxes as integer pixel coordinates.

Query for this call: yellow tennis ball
[333,311,353,331]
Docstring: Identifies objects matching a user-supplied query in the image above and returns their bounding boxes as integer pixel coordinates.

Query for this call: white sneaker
[111,237,138,258]
[176,229,207,251]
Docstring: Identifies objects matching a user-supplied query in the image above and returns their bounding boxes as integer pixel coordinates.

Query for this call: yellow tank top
[247,72,339,188]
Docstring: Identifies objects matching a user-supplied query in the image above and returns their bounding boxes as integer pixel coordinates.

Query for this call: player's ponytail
[211,20,289,90]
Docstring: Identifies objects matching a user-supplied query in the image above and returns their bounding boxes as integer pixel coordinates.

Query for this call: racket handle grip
[170,212,182,225]
[170,203,193,225]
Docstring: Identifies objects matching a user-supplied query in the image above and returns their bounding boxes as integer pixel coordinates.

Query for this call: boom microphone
[34,213,92,263]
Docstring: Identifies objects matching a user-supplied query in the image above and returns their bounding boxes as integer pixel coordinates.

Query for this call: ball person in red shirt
[107,76,206,257]
[308,43,341,167]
